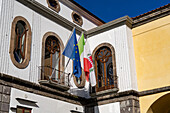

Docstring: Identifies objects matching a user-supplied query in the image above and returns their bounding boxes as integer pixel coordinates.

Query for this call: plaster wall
[0,0,14,74]
[0,0,2,17]
[132,15,170,91]
[9,88,84,113]
[88,25,137,92]
[36,0,97,30]
[139,91,170,113]
[0,0,90,98]
[95,102,120,113]
[132,14,170,113]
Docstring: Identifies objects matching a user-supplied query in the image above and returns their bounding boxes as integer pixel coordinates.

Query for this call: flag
[62,28,82,78]
[78,34,96,86]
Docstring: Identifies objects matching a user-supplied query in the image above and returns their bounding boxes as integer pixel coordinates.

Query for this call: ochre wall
[132,15,170,113]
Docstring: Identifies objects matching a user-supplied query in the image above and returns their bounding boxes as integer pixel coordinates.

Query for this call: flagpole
[58,27,77,85]
[50,27,75,82]
[66,32,84,86]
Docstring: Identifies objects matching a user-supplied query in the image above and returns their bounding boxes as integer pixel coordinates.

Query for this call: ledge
[0,73,86,105]
[39,80,69,91]
[139,86,170,97]
[90,88,119,98]
[70,110,83,113]
[16,97,37,103]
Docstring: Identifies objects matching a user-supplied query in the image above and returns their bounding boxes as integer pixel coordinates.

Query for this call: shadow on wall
[16,98,39,108]
[84,98,100,113]
[147,93,170,113]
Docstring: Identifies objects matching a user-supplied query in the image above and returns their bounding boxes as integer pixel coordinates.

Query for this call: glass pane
[49,0,58,8]
[97,60,104,88]
[21,34,25,53]
[44,36,60,81]
[106,57,114,85]
[17,108,23,113]
[96,46,113,90]
[51,51,59,81]
[25,109,30,113]
[14,21,26,63]
[16,22,25,36]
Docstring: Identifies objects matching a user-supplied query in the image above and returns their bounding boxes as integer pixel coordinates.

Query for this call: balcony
[38,66,70,91]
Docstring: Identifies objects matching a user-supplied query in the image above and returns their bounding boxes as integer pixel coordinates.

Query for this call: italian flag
[78,33,96,86]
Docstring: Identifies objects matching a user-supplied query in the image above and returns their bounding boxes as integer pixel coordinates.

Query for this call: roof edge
[86,16,133,37]
[132,3,170,28]
[59,0,105,26]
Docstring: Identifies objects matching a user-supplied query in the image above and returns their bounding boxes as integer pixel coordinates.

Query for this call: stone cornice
[1,73,170,106]
[86,16,133,37]
[132,4,170,28]
[0,73,86,105]
[59,0,105,26]
[17,0,86,35]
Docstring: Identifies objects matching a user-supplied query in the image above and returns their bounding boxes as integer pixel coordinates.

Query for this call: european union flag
[62,29,82,78]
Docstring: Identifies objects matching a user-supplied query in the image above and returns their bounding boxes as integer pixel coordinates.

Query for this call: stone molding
[71,11,83,26]
[41,32,65,83]
[86,16,133,37]
[1,73,169,107]
[73,69,86,88]
[132,4,170,28]
[9,16,32,69]
[16,0,85,35]
[46,0,60,13]
[92,43,118,92]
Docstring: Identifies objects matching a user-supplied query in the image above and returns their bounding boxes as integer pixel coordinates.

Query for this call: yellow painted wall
[139,91,170,113]
[132,15,170,113]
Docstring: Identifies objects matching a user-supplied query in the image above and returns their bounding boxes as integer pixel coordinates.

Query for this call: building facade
[0,0,169,113]
[132,4,170,113]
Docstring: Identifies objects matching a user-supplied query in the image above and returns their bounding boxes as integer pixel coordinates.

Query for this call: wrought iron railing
[38,66,71,87]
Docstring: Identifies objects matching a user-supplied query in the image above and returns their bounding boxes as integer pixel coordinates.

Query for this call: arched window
[9,16,32,68]
[93,43,117,92]
[41,32,64,83]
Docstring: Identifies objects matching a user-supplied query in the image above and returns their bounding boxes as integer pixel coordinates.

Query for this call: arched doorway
[147,93,170,113]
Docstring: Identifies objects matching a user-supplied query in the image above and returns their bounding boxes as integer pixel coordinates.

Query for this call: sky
[74,0,170,23]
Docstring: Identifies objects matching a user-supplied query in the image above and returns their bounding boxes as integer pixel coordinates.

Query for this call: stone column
[120,98,140,113]
[0,85,11,113]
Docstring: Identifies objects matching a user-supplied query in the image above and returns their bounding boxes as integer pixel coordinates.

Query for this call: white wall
[0,0,137,100]
[0,0,90,98]
[88,25,138,92]
[0,0,2,17]
[126,26,138,90]
[9,88,84,113]
[95,102,120,113]
[0,0,14,74]
[36,0,97,30]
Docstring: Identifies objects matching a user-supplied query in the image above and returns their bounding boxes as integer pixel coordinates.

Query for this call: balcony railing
[38,66,71,91]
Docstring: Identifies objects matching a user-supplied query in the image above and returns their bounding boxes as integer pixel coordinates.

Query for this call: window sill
[39,80,69,91]
[90,88,119,98]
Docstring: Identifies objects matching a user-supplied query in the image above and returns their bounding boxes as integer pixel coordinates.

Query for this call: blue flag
[62,29,82,78]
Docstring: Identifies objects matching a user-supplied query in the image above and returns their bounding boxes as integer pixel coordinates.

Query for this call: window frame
[9,16,32,69]
[71,11,83,26]
[92,43,117,92]
[73,68,86,88]
[46,0,60,13]
[16,106,32,113]
[41,32,64,83]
